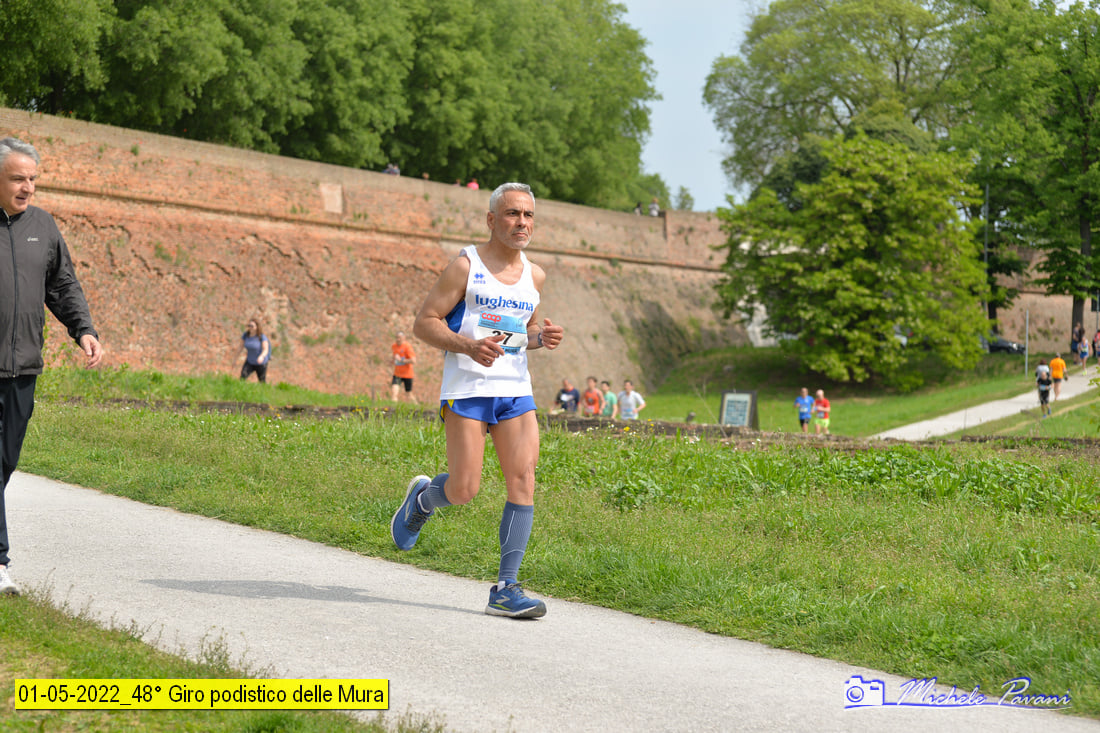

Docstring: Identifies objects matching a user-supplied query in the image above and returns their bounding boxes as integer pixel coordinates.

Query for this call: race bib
[475,313,529,355]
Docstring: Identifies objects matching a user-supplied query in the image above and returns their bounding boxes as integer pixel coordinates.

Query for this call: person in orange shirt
[581,376,604,417]
[390,331,418,403]
[1049,353,1067,401]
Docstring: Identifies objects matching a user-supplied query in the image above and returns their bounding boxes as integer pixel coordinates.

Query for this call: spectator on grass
[238,317,270,383]
[617,379,646,420]
[555,378,580,413]
[0,137,103,597]
[581,376,604,417]
[600,380,618,419]
[1072,322,1085,365]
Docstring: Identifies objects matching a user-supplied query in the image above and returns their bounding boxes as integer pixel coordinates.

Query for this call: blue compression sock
[417,473,451,513]
[498,502,534,585]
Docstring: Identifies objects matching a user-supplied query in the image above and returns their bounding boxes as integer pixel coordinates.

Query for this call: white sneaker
[0,565,20,596]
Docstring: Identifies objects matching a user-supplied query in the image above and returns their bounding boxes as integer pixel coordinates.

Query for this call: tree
[0,0,113,112]
[278,0,414,168]
[957,0,1100,329]
[384,0,504,182]
[462,0,659,209]
[1,0,662,210]
[703,0,976,190]
[714,133,987,386]
[174,0,312,153]
[77,0,242,132]
[674,187,694,211]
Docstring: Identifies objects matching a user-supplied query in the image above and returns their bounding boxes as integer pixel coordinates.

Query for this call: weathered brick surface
[3,109,742,404]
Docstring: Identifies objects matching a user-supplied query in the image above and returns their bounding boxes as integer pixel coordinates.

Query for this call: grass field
[3,348,1099,730]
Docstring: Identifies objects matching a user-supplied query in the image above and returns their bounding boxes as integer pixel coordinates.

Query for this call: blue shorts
[441,396,537,425]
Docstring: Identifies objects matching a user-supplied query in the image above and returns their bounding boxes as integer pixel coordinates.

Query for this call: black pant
[0,375,37,566]
[240,361,267,383]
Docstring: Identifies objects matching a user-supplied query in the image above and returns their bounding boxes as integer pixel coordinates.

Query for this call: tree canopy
[704,0,1100,382]
[703,0,975,190]
[0,0,661,211]
[955,0,1100,328]
[715,133,987,387]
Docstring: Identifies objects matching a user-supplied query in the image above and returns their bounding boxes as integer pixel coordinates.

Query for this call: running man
[1049,353,1067,400]
[390,182,564,619]
[813,389,831,435]
[794,387,815,434]
[389,330,417,403]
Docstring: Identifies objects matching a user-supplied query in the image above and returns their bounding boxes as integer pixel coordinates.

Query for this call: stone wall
[1,109,744,405]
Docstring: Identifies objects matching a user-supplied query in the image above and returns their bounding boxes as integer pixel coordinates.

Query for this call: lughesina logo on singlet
[474,293,535,313]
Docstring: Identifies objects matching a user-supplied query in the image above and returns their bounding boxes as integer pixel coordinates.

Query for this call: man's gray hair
[0,137,41,168]
[489,182,534,213]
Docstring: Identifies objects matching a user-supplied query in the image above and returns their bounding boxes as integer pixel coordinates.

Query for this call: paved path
[6,472,1099,732]
[873,368,1098,441]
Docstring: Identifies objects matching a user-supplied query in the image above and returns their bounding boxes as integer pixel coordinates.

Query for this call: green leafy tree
[1,0,661,210]
[703,0,975,189]
[384,0,502,182]
[674,187,694,211]
[957,0,1100,329]
[715,133,987,386]
[444,0,658,209]
[0,0,114,112]
[278,0,414,168]
[173,0,312,152]
[78,0,239,131]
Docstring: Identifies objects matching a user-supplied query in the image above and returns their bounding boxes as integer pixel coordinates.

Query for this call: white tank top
[439,246,539,399]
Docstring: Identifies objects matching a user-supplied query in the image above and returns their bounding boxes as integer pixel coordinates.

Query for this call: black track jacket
[1,205,97,377]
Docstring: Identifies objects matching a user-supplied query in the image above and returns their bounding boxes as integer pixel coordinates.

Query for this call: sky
[619,1,753,212]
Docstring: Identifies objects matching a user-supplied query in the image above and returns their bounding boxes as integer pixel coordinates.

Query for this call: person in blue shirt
[238,317,270,383]
[794,387,815,434]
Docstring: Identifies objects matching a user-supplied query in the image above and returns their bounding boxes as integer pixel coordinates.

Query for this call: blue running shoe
[486,581,547,619]
[391,475,432,550]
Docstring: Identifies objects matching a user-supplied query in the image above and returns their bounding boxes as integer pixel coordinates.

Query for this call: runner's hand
[471,334,506,366]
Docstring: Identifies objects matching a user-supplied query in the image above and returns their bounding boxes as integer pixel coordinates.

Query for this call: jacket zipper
[4,212,16,376]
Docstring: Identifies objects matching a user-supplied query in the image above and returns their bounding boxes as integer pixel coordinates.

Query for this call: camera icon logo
[845,675,886,707]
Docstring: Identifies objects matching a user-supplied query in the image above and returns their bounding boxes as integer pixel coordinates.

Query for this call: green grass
[36,364,375,409]
[4,355,1100,727]
[0,589,442,732]
[950,391,1100,439]
[640,346,1079,437]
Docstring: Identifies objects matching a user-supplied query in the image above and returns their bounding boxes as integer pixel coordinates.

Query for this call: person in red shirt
[813,389,831,435]
[581,376,604,417]
[390,331,417,403]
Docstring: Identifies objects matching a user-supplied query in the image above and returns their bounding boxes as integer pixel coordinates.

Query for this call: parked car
[981,335,1026,354]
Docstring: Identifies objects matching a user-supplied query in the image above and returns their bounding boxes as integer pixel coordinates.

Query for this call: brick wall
[2,109,744,405]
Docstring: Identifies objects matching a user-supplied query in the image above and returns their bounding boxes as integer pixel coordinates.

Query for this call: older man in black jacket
[0,137,102,596]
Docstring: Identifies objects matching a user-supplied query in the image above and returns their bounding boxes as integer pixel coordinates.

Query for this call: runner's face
[488,191,535,250]
[0,153,36,215]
